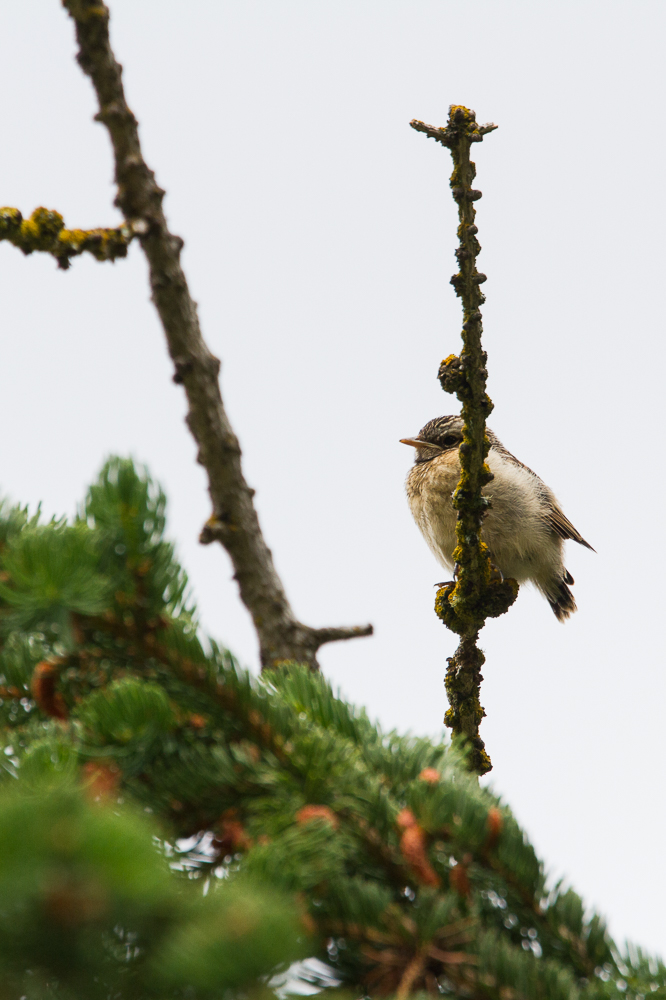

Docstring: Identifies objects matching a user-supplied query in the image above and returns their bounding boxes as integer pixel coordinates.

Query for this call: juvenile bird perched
[401,415,593,621]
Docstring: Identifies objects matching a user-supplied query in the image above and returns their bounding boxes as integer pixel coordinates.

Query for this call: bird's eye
[442,434,460,448]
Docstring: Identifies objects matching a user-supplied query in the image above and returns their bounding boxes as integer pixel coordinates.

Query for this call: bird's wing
[485,432,542,480]
[546,503,595,551]
[487,431,595,552]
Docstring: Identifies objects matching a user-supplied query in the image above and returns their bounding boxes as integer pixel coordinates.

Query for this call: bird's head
[400,415,464,464]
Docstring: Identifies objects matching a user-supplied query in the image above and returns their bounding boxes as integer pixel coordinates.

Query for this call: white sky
[1,0,664,957]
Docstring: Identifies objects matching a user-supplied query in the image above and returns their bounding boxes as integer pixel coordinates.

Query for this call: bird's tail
[547,570,577,622]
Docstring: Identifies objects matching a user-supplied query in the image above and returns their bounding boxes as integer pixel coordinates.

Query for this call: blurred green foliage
[0,781,304,999]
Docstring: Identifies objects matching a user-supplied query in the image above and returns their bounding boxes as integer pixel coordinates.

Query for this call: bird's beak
[400,438,427,449]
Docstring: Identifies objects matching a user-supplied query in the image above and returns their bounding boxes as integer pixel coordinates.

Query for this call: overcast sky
[1,0,664,957]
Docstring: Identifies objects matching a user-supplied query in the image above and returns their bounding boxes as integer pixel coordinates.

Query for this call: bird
[401,415,594,621]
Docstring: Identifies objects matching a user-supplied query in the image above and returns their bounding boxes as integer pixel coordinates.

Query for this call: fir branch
[475,851,600,980]
[71,610,291,765]
[68,611,418,888]
[395,947,428,999]
[0,466,657,999]
[0,206,132,269]
[61,0,372,670]
[410,107,517,775]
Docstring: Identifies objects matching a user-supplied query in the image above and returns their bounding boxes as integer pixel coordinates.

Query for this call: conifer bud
[82,761,119,801]
[296,805,338,829]
[31,659,68,719]
[214,809,251,854]
[188,713,207,729]
[449,861,470,897]
[486,806,503,848]
[397,810,440,888]
[396,808,417,829]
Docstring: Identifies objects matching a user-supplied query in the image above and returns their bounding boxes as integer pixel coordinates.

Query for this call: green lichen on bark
[411,106,518,776]
[0,206,132,269]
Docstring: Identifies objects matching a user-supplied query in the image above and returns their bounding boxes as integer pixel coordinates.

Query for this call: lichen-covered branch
[0,206,132,269]
[410,107,517,775]
[60,0,372,670]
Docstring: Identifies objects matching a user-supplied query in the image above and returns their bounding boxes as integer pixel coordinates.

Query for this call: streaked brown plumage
[402,415,594,621]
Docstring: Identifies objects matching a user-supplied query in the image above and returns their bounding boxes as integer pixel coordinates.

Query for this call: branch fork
[57,0,372,670]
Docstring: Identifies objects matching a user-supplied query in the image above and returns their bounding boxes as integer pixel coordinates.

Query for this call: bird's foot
[434,563,503,587]
[434,563,460,588]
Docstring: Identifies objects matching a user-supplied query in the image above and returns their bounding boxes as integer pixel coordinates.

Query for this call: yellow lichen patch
[59,228,89,250]
[58,226,131,264]
[448,105,475,123]
[0,205,133,268]
[19,208,64,253]
[0,207,23,238]
[413,103,503,777]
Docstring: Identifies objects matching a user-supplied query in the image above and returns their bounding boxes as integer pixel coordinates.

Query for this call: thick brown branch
[62,0,372,670]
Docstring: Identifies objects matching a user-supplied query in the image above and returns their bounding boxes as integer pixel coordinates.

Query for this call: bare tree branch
[411,108,517,775]
[61,0,372,670]
[0,206,132,269]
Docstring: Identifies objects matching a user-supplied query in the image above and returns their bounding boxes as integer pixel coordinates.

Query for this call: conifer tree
[0,4,664,998]
[0,461,664,999]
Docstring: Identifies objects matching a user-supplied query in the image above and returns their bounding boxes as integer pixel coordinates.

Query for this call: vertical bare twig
[61,0,372,670]
[410,107,517,775]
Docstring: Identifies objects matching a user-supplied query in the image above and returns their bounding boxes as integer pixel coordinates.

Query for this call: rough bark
[411,108,517,774]
[62,0,372,669]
